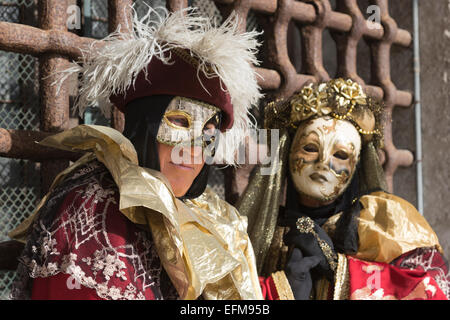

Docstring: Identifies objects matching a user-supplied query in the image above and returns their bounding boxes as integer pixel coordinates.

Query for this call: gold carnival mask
[289,116,362,203]
[157,96,221,149]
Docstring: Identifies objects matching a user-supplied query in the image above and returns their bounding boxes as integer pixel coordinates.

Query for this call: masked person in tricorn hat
[8,6,264,300]
[239,78,450,300]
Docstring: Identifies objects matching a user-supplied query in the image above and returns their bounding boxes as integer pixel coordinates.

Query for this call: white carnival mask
[289,116,362,203]
[157,96,221,148]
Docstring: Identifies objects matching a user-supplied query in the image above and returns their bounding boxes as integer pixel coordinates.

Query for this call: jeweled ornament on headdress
[265,78,385,147]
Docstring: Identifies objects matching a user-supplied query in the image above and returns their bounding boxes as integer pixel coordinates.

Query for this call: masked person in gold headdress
[238,78,450,300]
[8,7,263,300]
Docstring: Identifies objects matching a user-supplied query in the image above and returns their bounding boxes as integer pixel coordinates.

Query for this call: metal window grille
[82,0,111,126]
[0,0,40,299]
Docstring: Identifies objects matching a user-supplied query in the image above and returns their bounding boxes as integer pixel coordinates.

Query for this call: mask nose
[314,161,330,172]
[315,147,332,171]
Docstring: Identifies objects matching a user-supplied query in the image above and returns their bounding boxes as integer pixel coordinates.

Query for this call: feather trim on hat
[54,5,263,165]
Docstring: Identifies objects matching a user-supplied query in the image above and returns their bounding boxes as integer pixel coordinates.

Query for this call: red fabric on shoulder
[32,274,103,300]
[348,256,448,300]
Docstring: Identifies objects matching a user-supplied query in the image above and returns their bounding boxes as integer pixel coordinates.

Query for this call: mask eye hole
[167,115,189,128]
[334,150,349,160]
[163,111,191,130]
[203,123,216,136]
[203,113,221,136]
[303,144,318,153]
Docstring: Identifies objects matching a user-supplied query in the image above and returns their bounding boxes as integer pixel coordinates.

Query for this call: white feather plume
[55,5,263,165]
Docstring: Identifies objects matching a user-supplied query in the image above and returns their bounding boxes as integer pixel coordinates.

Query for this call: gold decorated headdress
[265,78,385,147]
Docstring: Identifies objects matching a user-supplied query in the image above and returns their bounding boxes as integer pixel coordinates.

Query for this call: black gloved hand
[285,247,321,300]
[283,215,337,281]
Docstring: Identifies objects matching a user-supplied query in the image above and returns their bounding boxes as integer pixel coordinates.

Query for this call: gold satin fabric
[359,142,388,193]
[235,129,290,275]
[332,253,350,300]
[355,191,442,263]
[9,124,262,300]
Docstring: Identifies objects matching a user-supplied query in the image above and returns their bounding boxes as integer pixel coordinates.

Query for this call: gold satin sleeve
[355,191,442,263]
[9,124,263,300]
[236,129,290,275]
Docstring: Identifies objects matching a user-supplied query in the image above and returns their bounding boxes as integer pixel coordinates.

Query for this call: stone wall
[418,0,450,259]
[385,0,450,258]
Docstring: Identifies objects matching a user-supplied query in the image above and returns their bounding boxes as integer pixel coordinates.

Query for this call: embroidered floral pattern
[350,276,439,300]
[347,249,450,300]
[393,247,450,299]
[12,161,176,300]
